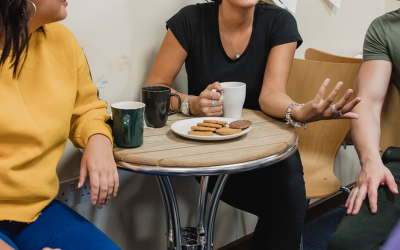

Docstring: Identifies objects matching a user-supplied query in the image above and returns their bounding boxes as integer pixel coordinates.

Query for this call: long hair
[0,0,32,77]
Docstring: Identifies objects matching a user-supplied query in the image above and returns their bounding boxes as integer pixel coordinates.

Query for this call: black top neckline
[216,4,259,62]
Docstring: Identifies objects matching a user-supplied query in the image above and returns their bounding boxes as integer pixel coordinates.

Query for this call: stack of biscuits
[188,120,252,136]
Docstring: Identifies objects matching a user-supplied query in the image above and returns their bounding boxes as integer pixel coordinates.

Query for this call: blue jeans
[0,200,120,250]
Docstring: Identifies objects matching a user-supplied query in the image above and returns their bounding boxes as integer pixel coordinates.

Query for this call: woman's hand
[190,82,224,117]
[346,161,398,215]
[292,78,361,123]
[79,134,119,209]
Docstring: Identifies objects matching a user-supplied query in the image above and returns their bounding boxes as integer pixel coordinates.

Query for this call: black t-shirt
[166,2,302,111]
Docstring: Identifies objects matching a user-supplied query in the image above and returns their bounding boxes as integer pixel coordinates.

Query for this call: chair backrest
[380,80,400,152]
[286,59,362,199]
[305,48,363,64]
[305,48,362,144]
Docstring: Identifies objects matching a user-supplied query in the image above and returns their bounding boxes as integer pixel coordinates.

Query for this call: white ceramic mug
[219,82,246,119]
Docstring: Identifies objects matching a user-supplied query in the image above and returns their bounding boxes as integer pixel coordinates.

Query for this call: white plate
[171,117,251,141]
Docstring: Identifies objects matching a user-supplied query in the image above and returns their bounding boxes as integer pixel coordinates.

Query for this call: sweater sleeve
[69,40,112,148]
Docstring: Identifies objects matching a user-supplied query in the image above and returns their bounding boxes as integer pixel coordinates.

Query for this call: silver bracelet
[286,102,307,130]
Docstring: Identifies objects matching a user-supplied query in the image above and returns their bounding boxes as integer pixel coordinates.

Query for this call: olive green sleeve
[363,15,391,62]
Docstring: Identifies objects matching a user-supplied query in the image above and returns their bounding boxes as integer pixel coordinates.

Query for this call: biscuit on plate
[191,126,216,132]
[203,120,228,125]
[188,131,214,136]
[216,127,242,135]
[197,123,222,128]
[229,120,252,129]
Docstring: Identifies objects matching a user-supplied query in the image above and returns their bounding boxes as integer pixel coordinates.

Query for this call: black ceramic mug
[142,86,181,128]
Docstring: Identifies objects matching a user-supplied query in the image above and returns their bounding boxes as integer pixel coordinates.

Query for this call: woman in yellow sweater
[0,0,120,249]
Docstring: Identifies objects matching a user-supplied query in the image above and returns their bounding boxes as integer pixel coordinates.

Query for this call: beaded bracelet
[285,102,307,130]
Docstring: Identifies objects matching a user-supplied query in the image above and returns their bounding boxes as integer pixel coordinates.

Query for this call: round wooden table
[114,109,297,250]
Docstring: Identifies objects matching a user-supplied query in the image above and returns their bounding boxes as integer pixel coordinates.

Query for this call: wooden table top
[113,109,297,168]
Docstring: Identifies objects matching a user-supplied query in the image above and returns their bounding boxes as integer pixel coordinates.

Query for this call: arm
[146,29,223,117]
[69,46,119,209]
[259,42,361,121]
[0,239,15,250]
[345,60,398,215]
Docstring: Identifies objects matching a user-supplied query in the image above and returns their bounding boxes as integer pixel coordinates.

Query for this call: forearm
[259,91,296,119]
[352,103,382,168]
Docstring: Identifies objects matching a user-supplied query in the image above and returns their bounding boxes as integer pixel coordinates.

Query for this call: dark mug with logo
[111,101,145,148]
[142,86,181,128]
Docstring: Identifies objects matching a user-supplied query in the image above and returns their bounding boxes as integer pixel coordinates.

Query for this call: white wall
[57,1,396,249]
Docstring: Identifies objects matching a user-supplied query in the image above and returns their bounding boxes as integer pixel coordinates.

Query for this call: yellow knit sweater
[0,23,112,222]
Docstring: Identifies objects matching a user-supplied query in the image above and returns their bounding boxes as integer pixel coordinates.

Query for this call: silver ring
[339,111,345,116]
[330,104,338,114]
[212,100,217,107]
[210,89,217,99]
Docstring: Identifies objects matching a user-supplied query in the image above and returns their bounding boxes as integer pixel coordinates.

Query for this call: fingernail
[99,205,103,209]
[92,200,96,205]
[113,193,117,197]
[77,182,81,189]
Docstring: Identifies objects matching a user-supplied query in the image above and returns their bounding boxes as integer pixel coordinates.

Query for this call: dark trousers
[0,200,120,250]
[328,147,400,250]
[204,150,307,250]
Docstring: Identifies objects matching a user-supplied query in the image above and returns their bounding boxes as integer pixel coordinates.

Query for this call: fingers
[207,110,224,117]
[346,187,358,214]
[106,173,115,205]
[337,97,361,117]
[97,174,108,208]
[206,82,223,92]
[201,88,222,100]
[200,99,223,107]
[351,184,366,215]
[314,78,331,102]
[78,161,88,189]
[89,172,100,206]
[367,183,378,214]
[385,172,399,194]
[321,81,343,110]
[113,170,119,197]
[331,89,354,111]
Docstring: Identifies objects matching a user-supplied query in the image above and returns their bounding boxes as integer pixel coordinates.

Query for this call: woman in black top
[146,0,361,249]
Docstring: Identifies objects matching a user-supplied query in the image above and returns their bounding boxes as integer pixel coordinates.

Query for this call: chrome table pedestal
[117,138,298,250]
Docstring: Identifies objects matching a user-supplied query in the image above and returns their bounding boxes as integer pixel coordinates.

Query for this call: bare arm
[146,29,223,116]
[0,239,15,250]
[346,60,398,215]
[259,42,361,122]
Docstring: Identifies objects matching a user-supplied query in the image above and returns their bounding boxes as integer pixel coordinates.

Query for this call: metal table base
[157,175,228,250]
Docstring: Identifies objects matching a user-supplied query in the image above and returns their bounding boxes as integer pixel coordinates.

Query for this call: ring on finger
[339,110,345,116]
[330,104,338,114]
[212,99,217,107]
[210,89,217,99]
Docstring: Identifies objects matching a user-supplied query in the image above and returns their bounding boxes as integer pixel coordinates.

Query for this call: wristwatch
[182,95,193,116]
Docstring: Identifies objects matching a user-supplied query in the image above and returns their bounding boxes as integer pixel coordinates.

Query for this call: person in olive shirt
[328,8,400,250]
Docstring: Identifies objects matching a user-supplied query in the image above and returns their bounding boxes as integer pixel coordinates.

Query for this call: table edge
[116,136,299,176]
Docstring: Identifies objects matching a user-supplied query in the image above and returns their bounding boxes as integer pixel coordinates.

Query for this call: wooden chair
[305,48,363,64]
[304,48,400,152]
[305,48,362,145]
[286,59,362,199]
[380,80,400,151]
